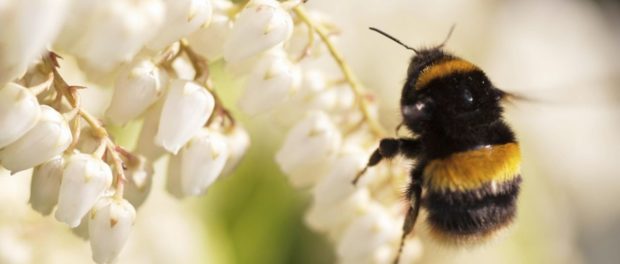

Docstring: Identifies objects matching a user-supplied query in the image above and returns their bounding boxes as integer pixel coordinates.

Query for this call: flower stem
[45,52,126,199]
[292,6,386,138]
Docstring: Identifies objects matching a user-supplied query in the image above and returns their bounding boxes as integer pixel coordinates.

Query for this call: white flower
[88,197,136,264]
[0,105,72,173]
[313,148,366,206]
[155,80,215,154]
[274,69,333,125]
[305,190,371,240]
[336,206,400,263]
[220,125,250,177]
[147,0,213,51]
[223,0,293,64]
[187,0,234,60]
[179,129,228,196]
[275,111,341,188]
[55,153,113,228]
[0,82,41,148]
[106,59,166,125]
[29,156,64,216]
[0,0,69,84]
[123,156,153,209]
[166,152,184,198]
[57,0,166,72]
[134,100,167,161]
[238,51,301,115]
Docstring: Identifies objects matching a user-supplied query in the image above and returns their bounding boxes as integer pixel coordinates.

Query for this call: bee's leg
[352,138,420,184]
[394,174,423,264]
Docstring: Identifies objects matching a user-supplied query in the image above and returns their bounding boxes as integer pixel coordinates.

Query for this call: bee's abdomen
[424,176,521,244]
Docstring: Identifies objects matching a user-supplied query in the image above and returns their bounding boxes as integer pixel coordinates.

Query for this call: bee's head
[400,52,506,136]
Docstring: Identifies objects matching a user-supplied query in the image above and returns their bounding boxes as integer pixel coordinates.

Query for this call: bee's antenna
[437,24,456,48]
[369,27,418,53]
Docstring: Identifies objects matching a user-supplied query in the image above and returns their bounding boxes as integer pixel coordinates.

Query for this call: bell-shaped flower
[305,190,371,240]
[0,105,72,172]
[275,111,341,188]
[238,51,300,115]
[166,152,184,198]
[313,148,367,206]
[55,153,113,228]
[147,0,213,51]
[0,82,40,148]
[336,206,400,263]
[187,0,233,60]
[29,156,64,216]
[179,129,228,196]
[134,101,167,161]
[88,197,136,264]
[155,80,215,154]
[123,156,153,209]
[223,0,293,64]
[55,0,165,72]
[220,125,250,177]
[106,60,166,125]
[0,0,69,84]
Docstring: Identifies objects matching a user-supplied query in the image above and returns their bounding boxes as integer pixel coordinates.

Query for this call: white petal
[123,156,153,209]
[275,111,341,188]
[29,156,64,215]
[55,153,113,227]
[220,125,250,176]
[223,0,293,63]
[165,152,184,198]
[0,83,40,148]
[88,197,136,264]
[0,105,71,172]
[134,100,167,161]
[313,149,366,206]
[147,0,213,51]
[305,190,371,240]
[336,207,400,262]
[238,51,301,115]
[187,10,233,60]
[179,129,228,196]
[59,0,165,72]
[155,80,215,154]
[106,60,166,125]
[0,0,69,83]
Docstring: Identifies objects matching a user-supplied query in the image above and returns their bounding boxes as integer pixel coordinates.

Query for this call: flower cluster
[1,0,422,263]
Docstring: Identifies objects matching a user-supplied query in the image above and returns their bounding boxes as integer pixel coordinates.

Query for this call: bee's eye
[462,88,474,105]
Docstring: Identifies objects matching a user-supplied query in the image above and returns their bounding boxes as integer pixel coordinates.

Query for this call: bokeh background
[1,0,619,263]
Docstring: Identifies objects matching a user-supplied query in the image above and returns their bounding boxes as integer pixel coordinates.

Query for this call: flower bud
[155,80,215,154]
[336,207,400,263]
[166,152,184,198]
[29,156,64,216]
[55,154,113,227]
[238,51,300,115]
[223,0,293,64]
[134,100,167,161]
[147,0,213,51]
[56,0,165,72]
[187,0,233,60]
[106,60,166,125]
[123,156,153,209]
[220,125,250,176]
[179,129,228,196]
[0,0,69,84]
[0,105,71,173]
[88,197,136,264]
[0,83,40,148]
[313,149,366,206]
[275,111,341,188]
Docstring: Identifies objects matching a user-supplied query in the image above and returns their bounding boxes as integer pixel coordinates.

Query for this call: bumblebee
[356,27,522,263]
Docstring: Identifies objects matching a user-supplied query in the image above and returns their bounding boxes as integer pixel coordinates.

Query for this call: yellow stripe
[415,59,478,90]
[424,143,521,191]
